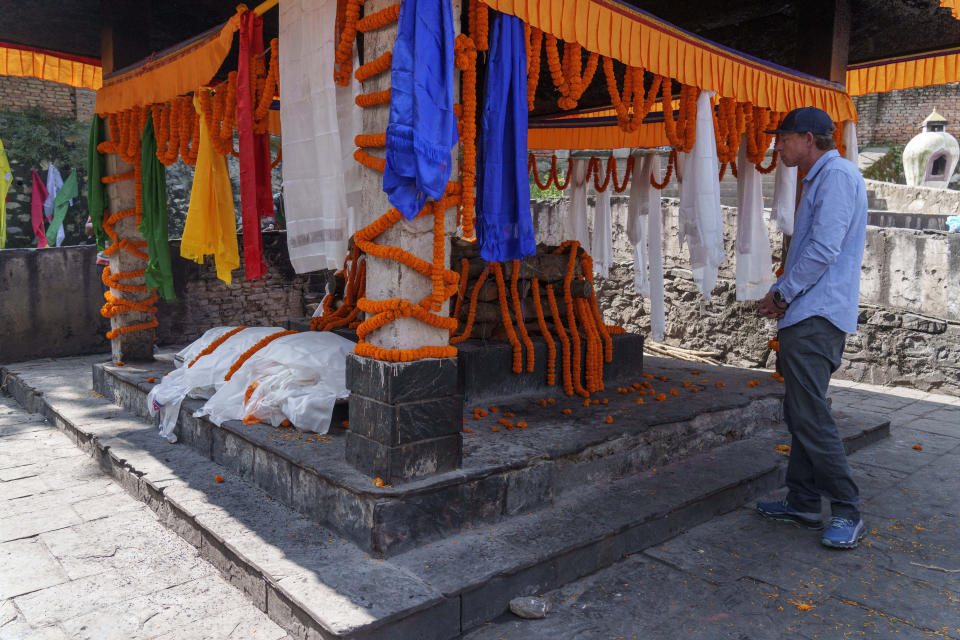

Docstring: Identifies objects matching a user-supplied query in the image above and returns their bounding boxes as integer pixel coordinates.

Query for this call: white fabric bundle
[197,331,355,434]
[677,90,725,300]
[591,181,612,280]
[147,326,286,441]
[566,158,591,249]
[842,120,859,165]
[771,162,797,235]
[735,137,775,300]
[626,153,665,341]
[279,0,362,273]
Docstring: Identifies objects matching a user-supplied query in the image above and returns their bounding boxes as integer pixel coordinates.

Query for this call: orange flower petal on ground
[214,475,225,483]
[912,444,923,451]
[655,393,667,402]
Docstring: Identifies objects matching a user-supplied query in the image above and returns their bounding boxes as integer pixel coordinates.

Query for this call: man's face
[773,132,809,168]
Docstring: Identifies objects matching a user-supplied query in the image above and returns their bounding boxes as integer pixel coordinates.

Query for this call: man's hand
[758,291,787,320]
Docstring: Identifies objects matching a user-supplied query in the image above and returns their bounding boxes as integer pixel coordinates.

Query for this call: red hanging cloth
[237,9,273,280]
[31,169,49,248]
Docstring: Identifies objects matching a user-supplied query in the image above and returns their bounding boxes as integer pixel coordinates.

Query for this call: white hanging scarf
[627,153,665,341]
[842,120,859,165]
[735,137,775,300]
[591,178,612,279]
[566,158,590,250]
[279,0,361,273]
[771,161,797,236]
[677,90,724,300]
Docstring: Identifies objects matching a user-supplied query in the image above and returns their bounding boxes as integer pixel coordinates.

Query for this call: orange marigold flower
[503,411,515,418]
[689,387,699,393]
[659,376,667,381]
[642,373,654,379]
[547,398,556,405]
[669,389,679,396]
[538,399,547,407]
[600,398,609,405]
[242,414,259,424]
[491,426,501,432]
[604,415,613,424]
[214,475,225,483]
[655,393,667,402]
[635,398,645,404]
[562,408,572,415]
[281,419,291,427]
[341,420,350,429]
[583,399,591,407]
[912,444,923,451]
[715,382,726,388]
[463,428,473,433]
[373,477,385,487]
[592,399,600,405]
[147,377,155,383]
[488,406,498,413]
[116,361,125,366]
[517,421,528,428]
[498,418,514,429]
[690,370,702,375]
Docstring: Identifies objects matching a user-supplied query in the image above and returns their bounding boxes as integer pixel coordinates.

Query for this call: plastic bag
[146,326,284,441]
[196,331,355,433]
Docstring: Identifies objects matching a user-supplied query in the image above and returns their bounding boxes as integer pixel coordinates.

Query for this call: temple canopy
[847,47,960,96]
[0,42,101,90]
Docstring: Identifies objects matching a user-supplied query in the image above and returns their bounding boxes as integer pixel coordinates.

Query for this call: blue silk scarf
[383,0,458,220]
[476,12,535,263]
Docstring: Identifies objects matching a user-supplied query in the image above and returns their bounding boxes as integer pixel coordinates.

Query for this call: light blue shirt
[773,149,867,334]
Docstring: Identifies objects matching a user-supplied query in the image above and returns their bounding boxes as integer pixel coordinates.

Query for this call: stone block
[902,313,947,334]
[253,446,292,505]
[345,431,462,484]
[345,354,457,403]
[348,395,462,446]
[211,427,255,482]
[504,461,554,515]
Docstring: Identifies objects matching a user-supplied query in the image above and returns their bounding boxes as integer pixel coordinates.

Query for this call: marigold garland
[509,260,535,372]
[531,278,556,386]
[492,262,523,373]
[651,150,676,190]
[451,257,470,328]
[556,242,589,397]
[357,3,400,33]
[451,266,487,344]
[526,26,543,111]
[356,51,393,83]
[545,284,572,395]
[188,326,247,367]
[225,330,298,381]
[334,0,362,85]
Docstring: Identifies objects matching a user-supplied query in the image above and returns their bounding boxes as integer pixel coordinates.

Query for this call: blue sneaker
[756,499,823,530]
[821,517,865,549]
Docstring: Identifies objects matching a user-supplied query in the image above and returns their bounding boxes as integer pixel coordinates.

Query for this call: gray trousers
[779,316,860,520]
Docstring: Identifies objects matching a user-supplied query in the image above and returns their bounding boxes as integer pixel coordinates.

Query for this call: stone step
[91,350,794,558]
[0,357,890,639]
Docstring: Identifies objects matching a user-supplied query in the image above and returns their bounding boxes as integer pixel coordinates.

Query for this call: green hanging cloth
[86,115,109,251]
[140,117,177,301]
[45,169,78,247]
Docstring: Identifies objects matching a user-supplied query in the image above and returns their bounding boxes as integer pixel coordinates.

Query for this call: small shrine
[903,108,960,188]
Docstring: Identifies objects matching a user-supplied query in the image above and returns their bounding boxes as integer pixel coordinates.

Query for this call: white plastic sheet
[147,326,285,441]
[196,331,355,433]
[677,90,725,300]
[735,137,775,300]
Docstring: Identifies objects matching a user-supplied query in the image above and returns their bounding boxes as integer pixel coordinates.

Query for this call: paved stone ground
[0,393,288,640]
[463,380,960,640]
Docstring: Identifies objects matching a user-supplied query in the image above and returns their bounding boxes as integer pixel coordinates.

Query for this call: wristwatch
[772,290,788,308]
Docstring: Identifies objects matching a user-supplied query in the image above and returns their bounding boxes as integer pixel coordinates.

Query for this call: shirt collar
[802,149,840,183]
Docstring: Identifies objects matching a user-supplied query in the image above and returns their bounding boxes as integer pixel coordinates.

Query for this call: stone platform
[2,351,890,639]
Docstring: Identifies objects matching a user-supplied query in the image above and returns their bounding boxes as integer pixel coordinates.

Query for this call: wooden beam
[795,0,851,84]
[99,0,153,74]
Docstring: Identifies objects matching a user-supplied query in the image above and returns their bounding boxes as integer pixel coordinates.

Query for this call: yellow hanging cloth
[180,94,240,285]
[0,138,12,249]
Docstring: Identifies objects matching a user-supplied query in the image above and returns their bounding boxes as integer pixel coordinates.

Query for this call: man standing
[755,107,868,549]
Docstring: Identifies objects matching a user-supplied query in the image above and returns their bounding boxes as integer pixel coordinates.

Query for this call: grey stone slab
[504,461,554,515]
[345,431,462,484]
[0,538,71,599]
[151,604,287,640]
[903,416,960,438]
[38,510,207,581]
[0,504,84,542]
[254,445,293,505]
[848,461,909,501]
[211,426,256,482]
[58,575,253,640]
[348,395,463,446]
[346,354,458,404]
[845,426,960,474]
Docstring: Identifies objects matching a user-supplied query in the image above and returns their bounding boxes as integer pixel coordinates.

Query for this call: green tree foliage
[0,106,88,171]
[862,144,905,184]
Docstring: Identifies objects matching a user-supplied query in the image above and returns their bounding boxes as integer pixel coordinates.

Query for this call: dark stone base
[345,355,464,483]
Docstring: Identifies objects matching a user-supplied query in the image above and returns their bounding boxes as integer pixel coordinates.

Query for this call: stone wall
[156,231,326,346]
[0,76,93,120]
[0,234,327,363]
[865,178,960,215]
[854,82,960,145]
[532,197,960,397]
[1,155,91,249]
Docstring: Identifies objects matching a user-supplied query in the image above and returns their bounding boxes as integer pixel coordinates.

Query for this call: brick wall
[0,76,76,118]
[853,82,960,145]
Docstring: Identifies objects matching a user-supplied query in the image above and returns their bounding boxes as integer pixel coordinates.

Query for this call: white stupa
[902,109,959,188]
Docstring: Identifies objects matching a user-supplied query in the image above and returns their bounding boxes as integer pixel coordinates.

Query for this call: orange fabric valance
[846,48,960,96]
[0,43,101,90]
[483,0,857,123]
[529,105,671,150]
[940,1,959,19]
[95,11,243,114]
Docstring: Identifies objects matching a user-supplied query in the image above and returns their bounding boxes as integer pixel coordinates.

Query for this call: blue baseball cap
[764,107,835,136]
